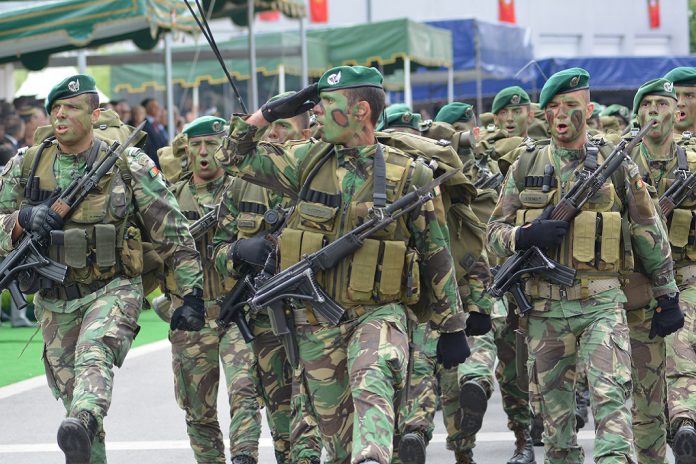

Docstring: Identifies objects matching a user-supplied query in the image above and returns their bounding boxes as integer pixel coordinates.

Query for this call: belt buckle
[559,287,567,300]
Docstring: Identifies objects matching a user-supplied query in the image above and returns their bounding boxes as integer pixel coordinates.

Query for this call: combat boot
[398,431,426,464]
[507,428,536,464]
[575,389,589,430]
[673,418,696,464]
[529,415,543,446]
[454,449,476,464]
[57,410,97,464]
[459,380,489,435]
[230,455,256,464]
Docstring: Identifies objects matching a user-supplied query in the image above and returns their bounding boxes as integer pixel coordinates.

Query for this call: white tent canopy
[16,66,109,103]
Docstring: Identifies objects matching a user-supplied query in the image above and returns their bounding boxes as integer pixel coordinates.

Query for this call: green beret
[601,104,631,122]
[491,86,530,114]
[385,110,422,131]
[386,103,411,115]
[664,67,696,87]
[591,102,604,118]
[435,102,474,124]
[632,78,677,115]
[539,67,590,109]
[182,116,226,138]
[45,74,98,113]
[317,66,383,93]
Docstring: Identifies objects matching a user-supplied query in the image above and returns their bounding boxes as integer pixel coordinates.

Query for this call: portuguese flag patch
[149,166,160,178]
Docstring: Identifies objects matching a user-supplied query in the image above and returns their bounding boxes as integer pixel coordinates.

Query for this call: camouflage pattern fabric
[290,365,324,463]
[666,286,696,434]
[170,317,262,462]
[36,277,144,464]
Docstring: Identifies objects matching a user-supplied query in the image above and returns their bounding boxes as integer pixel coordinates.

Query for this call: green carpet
[0,293,168,388]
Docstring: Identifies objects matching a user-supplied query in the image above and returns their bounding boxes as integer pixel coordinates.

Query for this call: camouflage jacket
[217,116,465,332]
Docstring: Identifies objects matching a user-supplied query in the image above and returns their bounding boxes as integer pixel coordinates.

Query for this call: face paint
[675,86,696,131]
[637,95,675,145]
[188,135,223,181]
[50,94,95,150]
[315,90,364,144]
[495,106,530,137]
[545,92,589,146]
[263,118,305,143]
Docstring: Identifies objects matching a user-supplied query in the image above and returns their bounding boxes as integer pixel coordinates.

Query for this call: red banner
[498,0,516,24]
[648,0,660,29]
[310,0,328,23]
[258,10,280,21]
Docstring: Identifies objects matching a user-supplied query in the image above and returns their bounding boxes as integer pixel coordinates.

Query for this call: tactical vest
[168,174,236,301]
[512,143,630,297]
[20,139,143,295]
[278,142,426,310]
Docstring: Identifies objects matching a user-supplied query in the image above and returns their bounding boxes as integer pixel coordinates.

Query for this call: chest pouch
[516,188,554,226]
[237,212,265,236]
[571,210,621,272]
[279,228,325,271]
[63,229,89,269]
[669,209,695,261]
[94,224,117,268]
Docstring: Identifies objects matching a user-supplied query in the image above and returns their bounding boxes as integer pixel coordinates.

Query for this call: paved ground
[0,340,675,463]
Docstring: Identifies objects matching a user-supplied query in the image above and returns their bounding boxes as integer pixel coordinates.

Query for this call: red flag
[310,0,328,23]
[648,0,660,29]
[498,0,516,24]
[258,10,280,21]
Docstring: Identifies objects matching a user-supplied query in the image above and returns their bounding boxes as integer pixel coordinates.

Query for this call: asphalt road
[0,340,675,463]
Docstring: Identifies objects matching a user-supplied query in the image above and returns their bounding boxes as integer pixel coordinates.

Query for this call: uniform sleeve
[212,186,241,279]
[216,115,305,199]
[0,154,26,254]
[622,160,678,297]
[486,161,522,258]
[128,149,203,295]
[463,250,494,315]
[409,191,466,333]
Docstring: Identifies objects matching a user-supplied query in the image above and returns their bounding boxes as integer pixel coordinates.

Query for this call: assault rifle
[473,156,504,190]
[189,205,219,242]
[0,121,146,310]
[489,119,656,314]
[659,169,696,216]
[245,168,458,368]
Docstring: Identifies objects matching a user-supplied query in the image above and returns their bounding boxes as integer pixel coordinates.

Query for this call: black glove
[170,293,205,331]
[465,312,492,336]
[231,236,274,267]
[515,206,569,250]
[17,204,63,240]
[437,331,471,369]
[261,84,319,122]
[649,293,684,339]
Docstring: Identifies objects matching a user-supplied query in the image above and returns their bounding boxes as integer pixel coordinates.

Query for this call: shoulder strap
[373,144,387,208]
[584,143,599,172]
[676,144,688,171]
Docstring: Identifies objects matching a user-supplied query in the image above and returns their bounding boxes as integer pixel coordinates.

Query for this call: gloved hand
[17,204,63,240]
[231,236,274,267]
[649,293,684,339]
[170,293,205,331]
[465,312,492,336]
[437,331,471,369]
[515,205,569,250]
[261,84,319,122]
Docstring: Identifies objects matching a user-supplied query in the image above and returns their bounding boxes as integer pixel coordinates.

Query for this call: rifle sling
[677,144,688,171]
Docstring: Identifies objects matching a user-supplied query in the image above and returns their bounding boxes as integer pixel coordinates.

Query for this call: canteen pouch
[622,272,653,311]
[64,228,88,269]
[94,224,117,268]
[121,226,144,277]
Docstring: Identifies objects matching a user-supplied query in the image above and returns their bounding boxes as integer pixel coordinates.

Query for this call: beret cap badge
[570,76,580,87]
[664,81,674,92]
[510,94,521,105]
[327,72,342,86]
[68,80,80,92]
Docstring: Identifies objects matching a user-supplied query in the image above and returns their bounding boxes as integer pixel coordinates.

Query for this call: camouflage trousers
[251,315,293,463]
[170,310,261,463]
[36,278,144,464]
[527,302,635,464]
[290,366,324,463]
[453,298,531,451]
[298,303,409,464]
[626,304,667,464]
[666,285,696,432]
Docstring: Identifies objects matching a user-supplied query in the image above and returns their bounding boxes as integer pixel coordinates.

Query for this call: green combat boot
[507,428,536,464]
[398,431,427,464]
[57,410,97,464]
[230,455,256,464]
[673,418,696,464]
[454,449,476,464]
[459,380,489,435]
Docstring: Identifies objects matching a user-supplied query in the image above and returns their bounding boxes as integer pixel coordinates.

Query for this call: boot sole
[57,418,92,464]
[459,381,488,436]
[398,434,426,464]
[674,426,696,464]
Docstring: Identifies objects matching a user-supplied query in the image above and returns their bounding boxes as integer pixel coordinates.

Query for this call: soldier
[218,65,469,464]
[0,74,204,464]
[600,104,631,134]
[627,78,691,464]
[664,67,696,135]
[156,116,262,464]
[490,86,534,138]
[587,103,604,134]
[487,67,683,463]
[435,102,477,131]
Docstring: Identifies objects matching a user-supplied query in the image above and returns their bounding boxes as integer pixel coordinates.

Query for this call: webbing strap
[373,144,387,208]
[676,144,688,171]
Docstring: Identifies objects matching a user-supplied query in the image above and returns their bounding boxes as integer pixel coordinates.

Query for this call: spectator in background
[19,106,48,147]
[130,104,146,127]
[2,114,24,151]
[141,97,168,167]
[112,99,131,124]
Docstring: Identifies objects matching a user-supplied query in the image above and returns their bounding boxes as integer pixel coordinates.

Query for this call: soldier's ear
[527,106,534,123]
[354,101,369,121]
[90,107,101,125]
[586,101,595,119]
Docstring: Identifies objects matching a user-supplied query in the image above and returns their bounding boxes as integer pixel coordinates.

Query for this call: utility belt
[525,277,621,301]
[291,303,373,326]
[41,279,110,301]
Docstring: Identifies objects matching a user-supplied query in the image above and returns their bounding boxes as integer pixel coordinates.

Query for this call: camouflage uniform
[163,172,262,463]
[0,139,203,463]
[487,139,677,463]
[218,115,465,464]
